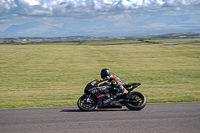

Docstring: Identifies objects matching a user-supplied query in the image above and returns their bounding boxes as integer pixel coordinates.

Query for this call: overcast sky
[0,0,200,31]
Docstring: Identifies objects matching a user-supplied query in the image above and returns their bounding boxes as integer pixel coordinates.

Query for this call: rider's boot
[117,85,128,96]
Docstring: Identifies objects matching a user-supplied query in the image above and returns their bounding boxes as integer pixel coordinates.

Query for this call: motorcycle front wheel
[77,94,97,111]
[125,91,146,110]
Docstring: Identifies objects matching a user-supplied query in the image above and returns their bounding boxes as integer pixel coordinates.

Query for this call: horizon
[0,0,200,38]
[1,32,200,40]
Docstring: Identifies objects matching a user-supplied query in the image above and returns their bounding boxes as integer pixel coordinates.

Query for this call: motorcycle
[77,79,146,111]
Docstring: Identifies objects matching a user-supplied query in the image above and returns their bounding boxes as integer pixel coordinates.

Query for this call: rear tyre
[77,95,97,111]
[125,91,146,110]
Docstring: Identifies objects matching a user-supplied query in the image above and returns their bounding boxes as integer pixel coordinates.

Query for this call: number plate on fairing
[97,87,107,91]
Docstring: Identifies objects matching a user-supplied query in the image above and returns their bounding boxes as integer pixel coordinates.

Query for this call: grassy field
[0,38,200,108]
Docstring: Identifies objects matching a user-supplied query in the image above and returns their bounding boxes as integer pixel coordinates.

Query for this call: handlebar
[88,79,103,86]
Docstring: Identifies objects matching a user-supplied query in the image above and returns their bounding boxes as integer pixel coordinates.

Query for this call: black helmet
[101,69,111,79]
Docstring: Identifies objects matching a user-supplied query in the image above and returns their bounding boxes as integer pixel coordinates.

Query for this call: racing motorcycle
[77,79,146,111]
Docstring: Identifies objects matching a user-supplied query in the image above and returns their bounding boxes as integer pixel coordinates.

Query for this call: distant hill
[62,21,109,30]
[1,14,200,38]
[135,15,190,26]
[5,21,60,33]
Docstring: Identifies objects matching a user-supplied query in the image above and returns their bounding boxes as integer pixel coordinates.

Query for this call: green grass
[0,38,200,108]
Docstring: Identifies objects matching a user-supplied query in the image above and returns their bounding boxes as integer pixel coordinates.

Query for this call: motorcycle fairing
[88,87,109,105]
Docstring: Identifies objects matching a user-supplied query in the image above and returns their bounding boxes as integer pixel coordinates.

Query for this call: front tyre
[125,91,146,110]
[77,94,97,111]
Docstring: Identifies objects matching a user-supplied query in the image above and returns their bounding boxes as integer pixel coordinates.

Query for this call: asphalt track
[0,102,200,133]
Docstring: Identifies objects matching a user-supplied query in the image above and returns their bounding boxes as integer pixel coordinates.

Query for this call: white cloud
[0,0,199,17]
[0,0,199,31]
[24,0,40,6]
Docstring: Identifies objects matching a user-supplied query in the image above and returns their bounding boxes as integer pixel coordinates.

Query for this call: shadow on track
[60,108,135,112]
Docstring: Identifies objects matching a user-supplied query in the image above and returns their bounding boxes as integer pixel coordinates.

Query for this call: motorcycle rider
[100,68,128,95]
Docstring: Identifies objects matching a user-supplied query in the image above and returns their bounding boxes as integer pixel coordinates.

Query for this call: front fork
[86,94,92,103]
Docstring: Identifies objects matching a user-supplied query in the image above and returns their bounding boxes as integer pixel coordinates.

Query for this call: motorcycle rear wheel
[77,94,97,111]
[125,91,146,110]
